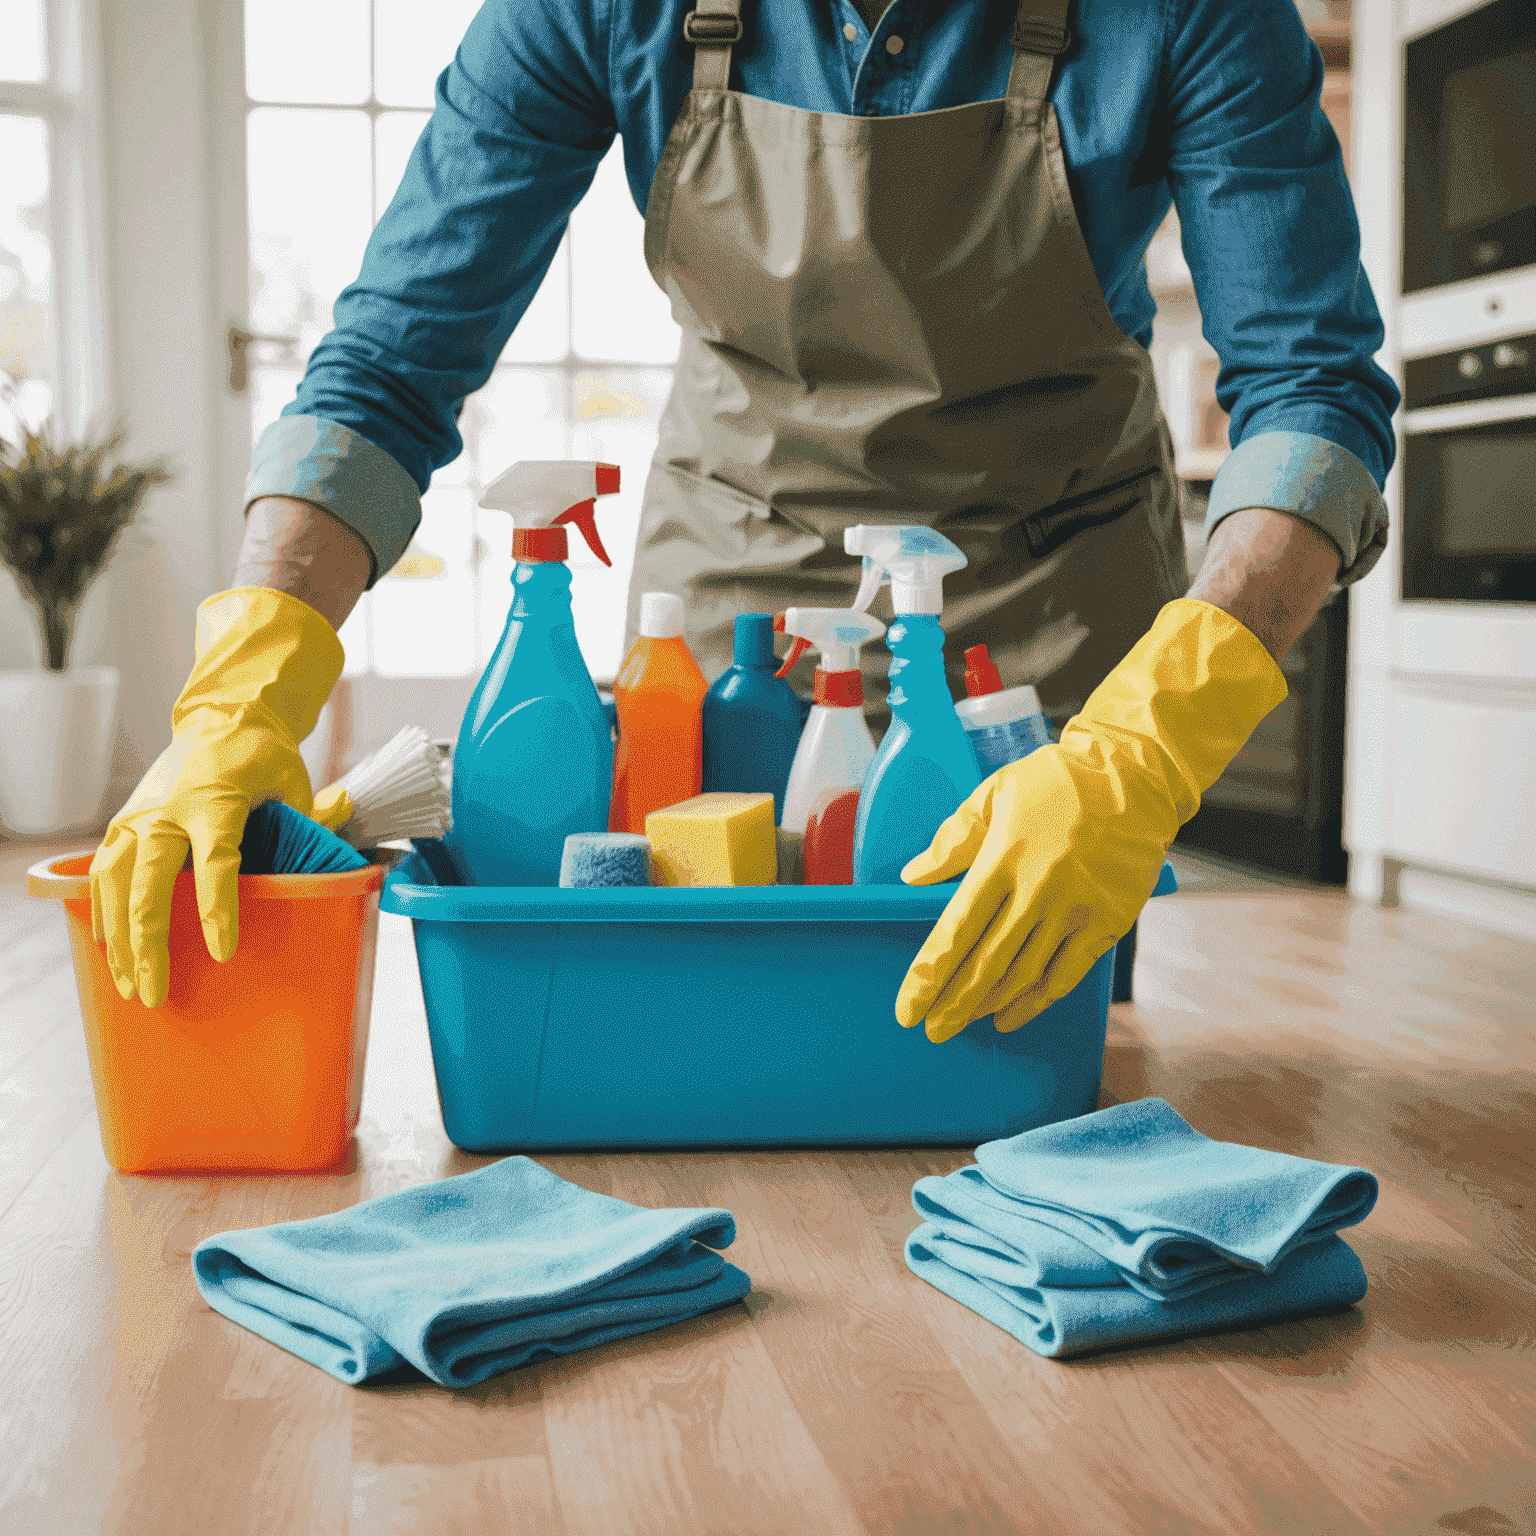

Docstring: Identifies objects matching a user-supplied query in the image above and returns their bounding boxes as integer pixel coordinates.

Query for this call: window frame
[0,0,111,436]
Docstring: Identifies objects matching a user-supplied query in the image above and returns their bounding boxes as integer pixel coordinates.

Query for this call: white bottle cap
[640,591,686,639]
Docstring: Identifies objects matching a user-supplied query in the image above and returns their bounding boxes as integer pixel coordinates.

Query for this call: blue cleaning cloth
[192,1157,751,1386]
[239,800,370,875]
[560,832,652,888]
[906,1098,1376,1357]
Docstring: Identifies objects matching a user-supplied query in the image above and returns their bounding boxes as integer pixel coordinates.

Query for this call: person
[92,0,1397,1041]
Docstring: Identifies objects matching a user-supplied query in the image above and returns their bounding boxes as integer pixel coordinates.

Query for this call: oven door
[1403,0,1536,294]
[1402,393,1536,602]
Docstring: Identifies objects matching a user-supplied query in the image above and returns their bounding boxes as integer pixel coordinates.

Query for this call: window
[0,0,102,435]
[242,0,681,686]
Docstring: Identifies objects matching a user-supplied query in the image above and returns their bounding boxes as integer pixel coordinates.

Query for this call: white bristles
[331,725,452,848]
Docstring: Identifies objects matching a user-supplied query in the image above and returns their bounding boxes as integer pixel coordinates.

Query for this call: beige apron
[627,0,1187,725]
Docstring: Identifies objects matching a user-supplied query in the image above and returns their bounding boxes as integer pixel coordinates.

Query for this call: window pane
[371,485,478,676]
[245,0,370,104]
[502,234,570,364]
[374,0,482,109]
[338,597,372,677]
[249,363,305,447]
[569,368,675,683]
[571,144,680,365]
[0,0,45,81]
[465,368,567,663]
[374,110,430,224]
[0,114,54,424]
[247,108,372,352]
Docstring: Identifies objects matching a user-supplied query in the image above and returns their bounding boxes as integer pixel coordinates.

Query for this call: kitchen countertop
[2,837,1532,1535]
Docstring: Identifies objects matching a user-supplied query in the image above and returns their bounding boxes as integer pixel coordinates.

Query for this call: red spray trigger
[553,499,612,567]
[775,615,813,679]
[964,644,1004,698]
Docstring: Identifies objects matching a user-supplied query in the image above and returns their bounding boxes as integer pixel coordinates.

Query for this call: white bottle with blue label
[954,644,1054,774]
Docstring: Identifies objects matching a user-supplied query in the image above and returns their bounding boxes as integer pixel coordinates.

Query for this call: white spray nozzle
[844,524,967,616]
[774,607,886,677]
[480,460,620,564]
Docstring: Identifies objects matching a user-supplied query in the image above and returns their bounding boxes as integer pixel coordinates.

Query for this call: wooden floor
[2,838,1533,1536]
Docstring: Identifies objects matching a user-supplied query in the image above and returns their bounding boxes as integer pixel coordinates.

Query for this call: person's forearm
[1186,508,1342,665]
[234,496,373,632]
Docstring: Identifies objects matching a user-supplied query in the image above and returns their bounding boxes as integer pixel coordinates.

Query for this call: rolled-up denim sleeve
[243,0,615,587]
[1165,0,1400,586]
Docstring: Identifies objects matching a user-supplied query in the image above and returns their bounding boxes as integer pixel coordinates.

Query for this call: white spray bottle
[773,607,886,835]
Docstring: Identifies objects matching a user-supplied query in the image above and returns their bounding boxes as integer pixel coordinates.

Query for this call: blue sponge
[240,801,370,876]
[560,833,652,889]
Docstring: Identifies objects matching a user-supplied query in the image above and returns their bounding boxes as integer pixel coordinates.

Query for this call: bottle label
[969,716,1053,775]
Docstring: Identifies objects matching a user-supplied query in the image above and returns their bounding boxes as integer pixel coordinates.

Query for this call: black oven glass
[1404,0,1536,294]
[1403,418,1536,600]
[1437,434,1536,554]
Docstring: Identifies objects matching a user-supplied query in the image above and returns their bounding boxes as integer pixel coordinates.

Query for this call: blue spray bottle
[845,525,982,885]
[702,613,805,821]
[446,461,620,886]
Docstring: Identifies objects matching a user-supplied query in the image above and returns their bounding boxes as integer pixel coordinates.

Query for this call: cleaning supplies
[314,725,451,849]
[560,832,653,889]
[645,792,776,886]
[609,592,708,834]
[905,1098,1377,1358]
[844,526,982,885]
[239,800,371,875]
[192,1156,751,1386]
[446,461,620,887]
[955,644,1054,775]
[775,607,884,835]
[702,613,804,820]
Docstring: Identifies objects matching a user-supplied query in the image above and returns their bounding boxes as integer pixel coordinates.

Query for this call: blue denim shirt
[248,0,1399,587]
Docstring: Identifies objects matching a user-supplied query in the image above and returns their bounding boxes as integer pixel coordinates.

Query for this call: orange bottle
[609,592,708,833]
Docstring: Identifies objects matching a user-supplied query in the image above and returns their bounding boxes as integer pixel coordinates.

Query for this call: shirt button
[843,22,857,39]
[886,34,904,53]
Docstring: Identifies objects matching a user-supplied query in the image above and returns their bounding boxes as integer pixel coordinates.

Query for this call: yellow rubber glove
[89,587,345,1007]
[896,598,1287,1043]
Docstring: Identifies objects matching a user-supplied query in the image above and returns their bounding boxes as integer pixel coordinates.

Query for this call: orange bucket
[28,852,384,1174]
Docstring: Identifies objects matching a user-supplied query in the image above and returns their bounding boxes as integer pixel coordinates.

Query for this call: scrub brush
[313,725,452,849]
[240,801,370,875]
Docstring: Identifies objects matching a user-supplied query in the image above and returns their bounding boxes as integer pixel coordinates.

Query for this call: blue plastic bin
[382,851,1174,1151]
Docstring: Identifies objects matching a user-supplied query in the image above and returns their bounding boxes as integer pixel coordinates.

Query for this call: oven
[1401,330,1536,603]
[1403,0,1536,295]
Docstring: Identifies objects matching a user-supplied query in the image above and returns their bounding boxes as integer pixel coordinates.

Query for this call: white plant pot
[0,666,120,836]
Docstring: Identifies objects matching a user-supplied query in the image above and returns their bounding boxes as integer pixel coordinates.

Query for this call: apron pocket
[1021,464,1165,561]
[653,461,774,527]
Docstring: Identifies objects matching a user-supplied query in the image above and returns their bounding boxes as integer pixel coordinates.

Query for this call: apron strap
[683,0,744,91]
[1005,0,1073,102]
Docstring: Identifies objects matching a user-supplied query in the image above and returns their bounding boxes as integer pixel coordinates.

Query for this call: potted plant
[0,375,171,836]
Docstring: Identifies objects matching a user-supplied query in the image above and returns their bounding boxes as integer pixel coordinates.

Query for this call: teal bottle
[852,615,982,885]
[447,560,612,886]
[702,613,805,821]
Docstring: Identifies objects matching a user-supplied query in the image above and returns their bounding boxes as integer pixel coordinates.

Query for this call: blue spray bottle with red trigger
[446,461,620,886]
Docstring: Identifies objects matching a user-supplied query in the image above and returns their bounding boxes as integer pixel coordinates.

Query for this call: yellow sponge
[645,793,777,887]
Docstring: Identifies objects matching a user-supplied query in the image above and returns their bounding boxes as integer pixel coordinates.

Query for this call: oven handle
[1403,391,1536,434]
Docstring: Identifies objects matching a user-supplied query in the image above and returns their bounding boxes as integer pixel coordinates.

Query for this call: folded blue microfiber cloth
[906,1098,1376,1358]
[239,800,369,876]
[192,1157,752,1387]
